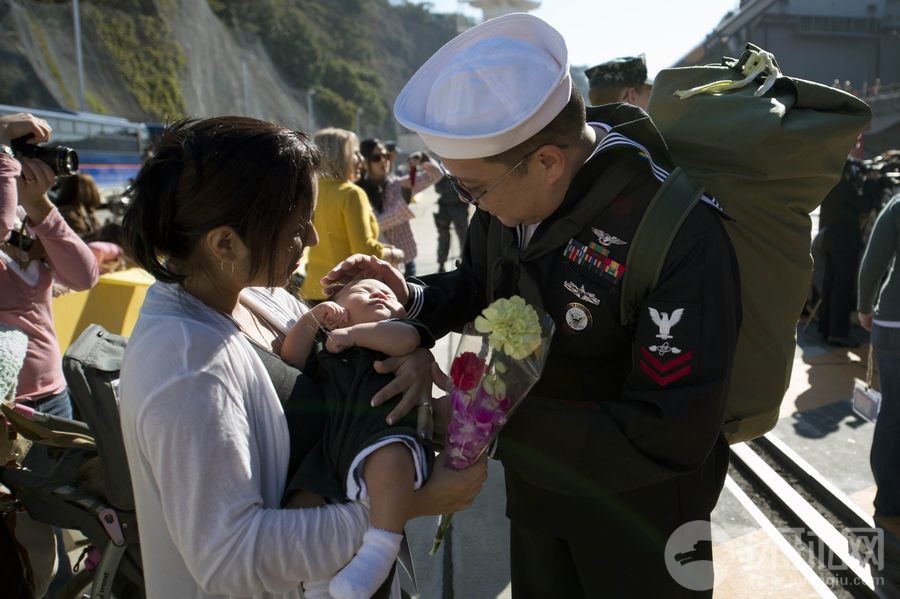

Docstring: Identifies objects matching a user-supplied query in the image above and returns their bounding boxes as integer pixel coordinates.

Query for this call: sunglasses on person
[368,153,387,162]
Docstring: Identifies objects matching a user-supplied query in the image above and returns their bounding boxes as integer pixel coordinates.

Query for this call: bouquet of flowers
[430,296,554,554]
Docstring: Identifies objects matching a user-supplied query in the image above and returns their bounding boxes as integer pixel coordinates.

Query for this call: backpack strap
[619,167,705,327]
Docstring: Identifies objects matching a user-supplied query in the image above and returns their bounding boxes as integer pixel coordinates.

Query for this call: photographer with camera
[861,152,900,211]
[1,112,98,596]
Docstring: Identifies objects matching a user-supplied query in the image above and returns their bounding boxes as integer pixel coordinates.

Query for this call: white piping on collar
[587,122,723,213]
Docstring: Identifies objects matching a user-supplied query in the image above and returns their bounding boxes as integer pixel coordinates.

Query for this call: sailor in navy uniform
[332,14,741,598]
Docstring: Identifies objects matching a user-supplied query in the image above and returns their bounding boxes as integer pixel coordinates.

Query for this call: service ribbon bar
[564,239,626,284]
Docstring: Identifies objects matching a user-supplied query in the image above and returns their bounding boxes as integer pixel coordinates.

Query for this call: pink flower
[431,297,555,556]
[450,352,486,391]
[450,389,473,417]
[473,404,497,426]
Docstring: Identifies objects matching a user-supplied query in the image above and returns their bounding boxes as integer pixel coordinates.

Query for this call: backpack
[619,44,872,444]
[62,324,135,511]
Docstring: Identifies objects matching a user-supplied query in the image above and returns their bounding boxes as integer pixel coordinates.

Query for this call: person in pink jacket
[357,139,442,277]
[0,112,98,416]
[0,111,99,592]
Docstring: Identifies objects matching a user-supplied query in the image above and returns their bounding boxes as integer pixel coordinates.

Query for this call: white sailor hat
[393,13,571,160]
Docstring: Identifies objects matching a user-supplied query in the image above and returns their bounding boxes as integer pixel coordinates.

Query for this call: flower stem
[429,513,455,555]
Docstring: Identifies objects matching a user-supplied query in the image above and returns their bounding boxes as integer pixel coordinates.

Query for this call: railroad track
[726,433,885,598]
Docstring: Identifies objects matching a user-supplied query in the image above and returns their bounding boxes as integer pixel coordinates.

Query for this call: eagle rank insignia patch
[649,308,683,340]
[639,306,694,387]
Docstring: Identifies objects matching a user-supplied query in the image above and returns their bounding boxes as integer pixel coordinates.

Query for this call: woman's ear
[203,226,247,265]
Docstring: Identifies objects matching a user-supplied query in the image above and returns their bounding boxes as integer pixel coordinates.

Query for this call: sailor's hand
[371,348,435,429]
[321,254,408,304]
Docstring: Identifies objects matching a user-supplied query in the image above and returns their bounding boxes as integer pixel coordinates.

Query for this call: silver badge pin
[591,227,627,247]
[565,302,592,332]
[564,280,601,305]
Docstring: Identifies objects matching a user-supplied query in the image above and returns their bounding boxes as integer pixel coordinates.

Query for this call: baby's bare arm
[282,302,348,368]
[326,320,420,356]
[281,311,320,369]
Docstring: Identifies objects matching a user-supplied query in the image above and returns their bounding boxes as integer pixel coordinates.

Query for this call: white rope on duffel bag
[674,48,783,100]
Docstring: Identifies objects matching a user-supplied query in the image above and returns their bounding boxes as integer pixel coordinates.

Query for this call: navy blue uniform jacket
[410,104,741,543]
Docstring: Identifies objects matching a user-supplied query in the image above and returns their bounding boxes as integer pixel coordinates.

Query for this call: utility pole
[73,0,86,111]
[306,88,317,132]
[355,106,363,136]
[242,59,252,116]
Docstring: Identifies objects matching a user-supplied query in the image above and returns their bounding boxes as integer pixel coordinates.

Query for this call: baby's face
[335,279,406,325]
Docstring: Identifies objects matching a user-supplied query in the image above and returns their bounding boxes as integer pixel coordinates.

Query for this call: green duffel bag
[621,43,872,443]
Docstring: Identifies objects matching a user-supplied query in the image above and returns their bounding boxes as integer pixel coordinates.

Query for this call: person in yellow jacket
[301,128,404,301]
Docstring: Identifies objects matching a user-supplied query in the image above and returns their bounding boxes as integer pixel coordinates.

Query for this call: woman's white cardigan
[119,282,369,599]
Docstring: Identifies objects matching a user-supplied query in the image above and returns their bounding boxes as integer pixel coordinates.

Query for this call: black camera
[408,151,431,164]
[6,230,34,252]
[10,134,78,176]
[857,157,900,186]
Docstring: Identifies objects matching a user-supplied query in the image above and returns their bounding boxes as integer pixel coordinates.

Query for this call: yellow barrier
[52,268,155,354]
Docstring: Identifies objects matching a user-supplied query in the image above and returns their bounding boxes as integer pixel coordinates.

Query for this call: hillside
[0,0,465,137]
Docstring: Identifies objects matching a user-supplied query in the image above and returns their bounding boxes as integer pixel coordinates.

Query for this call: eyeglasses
[437,146,563,206]
[368,153,387,162]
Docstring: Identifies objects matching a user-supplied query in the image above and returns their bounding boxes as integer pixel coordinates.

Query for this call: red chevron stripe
[641,362,694,387]
[639,347,694,372]
[640,361,693,387]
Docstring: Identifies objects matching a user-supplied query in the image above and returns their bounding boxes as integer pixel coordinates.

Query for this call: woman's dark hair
[122,117,320,286]
[56,173,102,211]
[358,138,387,212]
[359,138,384,162]
[357,176,385,214]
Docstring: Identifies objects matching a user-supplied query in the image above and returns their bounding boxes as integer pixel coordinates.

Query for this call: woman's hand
[16,158,56,224]
[859,312,874,332]
[410,454,488,518]
[0,113,51,146]
[428,362,453,447]
[371,348,434,427]
[320,254,408,303]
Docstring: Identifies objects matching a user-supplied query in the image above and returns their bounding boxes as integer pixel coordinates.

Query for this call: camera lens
[33,144,79,176]
[48,146,79,176]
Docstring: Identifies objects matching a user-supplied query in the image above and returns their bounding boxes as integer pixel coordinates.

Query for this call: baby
[281,277,434,599]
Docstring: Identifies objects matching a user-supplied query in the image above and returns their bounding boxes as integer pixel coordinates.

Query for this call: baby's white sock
[329,528,402,599]
[300,578,331,599]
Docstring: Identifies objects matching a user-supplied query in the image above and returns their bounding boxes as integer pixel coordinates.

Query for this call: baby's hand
[325,328,354,354]
[310,301,347,330]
